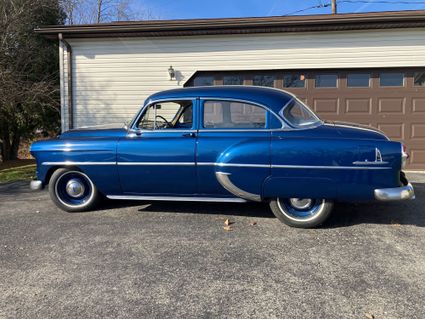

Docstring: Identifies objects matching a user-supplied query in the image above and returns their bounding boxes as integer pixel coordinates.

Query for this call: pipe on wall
[58,33,74,130]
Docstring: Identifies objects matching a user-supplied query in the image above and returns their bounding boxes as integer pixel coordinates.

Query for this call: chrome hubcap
[65,179,85,198]
[289,198,313,210]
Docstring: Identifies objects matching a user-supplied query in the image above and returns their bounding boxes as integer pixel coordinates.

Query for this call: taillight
[401,143,409,169]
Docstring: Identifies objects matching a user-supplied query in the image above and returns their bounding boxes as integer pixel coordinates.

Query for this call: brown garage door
[186,69,425,170]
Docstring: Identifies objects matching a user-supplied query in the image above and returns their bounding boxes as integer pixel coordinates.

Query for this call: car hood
[322,121,389,140]
[59,127,128,139]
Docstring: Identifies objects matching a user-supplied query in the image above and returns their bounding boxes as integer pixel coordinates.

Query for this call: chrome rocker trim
[30,180,43,191]
[106,195,247,203]
[215,172,262,202]
[374,183,415,201]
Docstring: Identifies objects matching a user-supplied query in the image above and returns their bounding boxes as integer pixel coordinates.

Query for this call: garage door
[185,69,425,170]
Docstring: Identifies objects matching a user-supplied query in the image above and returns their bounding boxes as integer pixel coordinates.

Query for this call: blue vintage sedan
[30,86,415,228]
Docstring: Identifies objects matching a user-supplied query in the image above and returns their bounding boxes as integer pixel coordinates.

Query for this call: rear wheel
[269,198,333,228]
[49,168,100,212]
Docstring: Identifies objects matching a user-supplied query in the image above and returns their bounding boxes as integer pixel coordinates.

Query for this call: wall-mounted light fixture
[168,66,175,80]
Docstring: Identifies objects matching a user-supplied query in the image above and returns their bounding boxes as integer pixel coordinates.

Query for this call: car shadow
[99,181,424,228]
[100,199,275,219]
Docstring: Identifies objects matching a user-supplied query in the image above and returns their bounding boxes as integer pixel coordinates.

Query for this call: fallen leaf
[390,220,401,227]
[250,221,257,226]
[223,226,233,231]
[224,219,233,226]
[365,313,374,319]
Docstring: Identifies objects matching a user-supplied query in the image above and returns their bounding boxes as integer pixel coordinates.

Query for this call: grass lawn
[0,160,36,183]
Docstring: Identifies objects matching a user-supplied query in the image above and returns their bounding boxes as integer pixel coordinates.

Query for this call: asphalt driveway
[0,174,424,319]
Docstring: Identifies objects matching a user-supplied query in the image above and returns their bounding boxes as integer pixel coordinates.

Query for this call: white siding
[62,28,425,128]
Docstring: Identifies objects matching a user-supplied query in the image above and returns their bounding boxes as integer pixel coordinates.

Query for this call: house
[36,10,425,169]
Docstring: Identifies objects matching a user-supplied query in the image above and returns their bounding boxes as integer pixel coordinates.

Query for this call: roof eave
[35,10,425,39]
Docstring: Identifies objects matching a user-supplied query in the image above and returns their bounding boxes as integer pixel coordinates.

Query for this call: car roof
[145,86,293,113]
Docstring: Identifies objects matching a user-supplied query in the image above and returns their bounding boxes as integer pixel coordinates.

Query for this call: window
[193,76,214,86]
[203,100,266,129]
[347,73,370,87]
[223,75,243,85]
[281,99,321,128]
[414,72,425,86]
[380,73,404,87]
[315,74,337,88]
[283,73,305,88]
[137,101,193,130]
[253,75,275,87]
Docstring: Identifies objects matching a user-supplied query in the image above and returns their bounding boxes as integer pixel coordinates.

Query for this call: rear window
[281,99,321,128]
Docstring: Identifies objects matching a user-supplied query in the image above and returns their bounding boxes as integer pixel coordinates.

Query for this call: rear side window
[203,100,266,129]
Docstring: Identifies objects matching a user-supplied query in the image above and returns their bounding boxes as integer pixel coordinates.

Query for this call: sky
[132,0,425,20]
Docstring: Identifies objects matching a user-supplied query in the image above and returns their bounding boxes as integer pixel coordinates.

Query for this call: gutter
[34,10,425,39]
[58,33,73,130]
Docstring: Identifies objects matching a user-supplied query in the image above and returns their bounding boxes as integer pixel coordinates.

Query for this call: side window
[137,101,193,130]
[193,76,214,86]
[203,100,266,129]
[253,75,275,87]
[347,73,370,87]
[315,74,337,88]
[283,73,306,88]
[380,73,404,87]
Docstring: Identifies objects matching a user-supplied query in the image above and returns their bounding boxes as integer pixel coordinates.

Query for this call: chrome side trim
[353,161,389,165]
[198,162,270,168]
[42,161,116,166]
[353,147,388,165]
[30,180,43,191]
[106,195,247,203]
[215,172,261,202]
[117,162,195,166]
[271,164,391,170]
[374,183,415,201]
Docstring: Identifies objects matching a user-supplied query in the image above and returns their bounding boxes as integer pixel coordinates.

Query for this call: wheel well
[45,166,80,185]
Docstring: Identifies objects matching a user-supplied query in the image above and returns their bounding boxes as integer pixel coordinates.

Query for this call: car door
[196,99,275,198]
[117,98,198,195]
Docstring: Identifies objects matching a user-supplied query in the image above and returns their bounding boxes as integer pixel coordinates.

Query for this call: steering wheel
[155,115,171,129]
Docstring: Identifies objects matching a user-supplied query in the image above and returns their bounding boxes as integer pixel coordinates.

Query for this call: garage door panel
[410,150,425,167]
[411,123,425,139]
[412,98,425,113]
[378,97,406,114]
[313,98,340,114]
[377,123,404,139]
[345,98,372,114]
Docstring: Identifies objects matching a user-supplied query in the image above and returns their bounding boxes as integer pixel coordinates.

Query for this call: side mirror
[127,127,143,137]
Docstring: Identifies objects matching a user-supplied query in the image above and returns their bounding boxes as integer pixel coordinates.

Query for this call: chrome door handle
[183,132,196,138]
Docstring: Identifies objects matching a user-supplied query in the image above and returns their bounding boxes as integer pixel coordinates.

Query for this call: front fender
[30,138,120,195]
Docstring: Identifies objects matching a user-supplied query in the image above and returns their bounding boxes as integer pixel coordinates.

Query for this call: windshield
[280,98,322,128]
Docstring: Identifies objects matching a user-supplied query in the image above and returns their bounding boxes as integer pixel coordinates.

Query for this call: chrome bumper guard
[374,183,415,201]
[30,180,43,191]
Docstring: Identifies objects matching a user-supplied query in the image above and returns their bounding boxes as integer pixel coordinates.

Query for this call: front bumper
[30,180,43,191]
[374,183,415,201]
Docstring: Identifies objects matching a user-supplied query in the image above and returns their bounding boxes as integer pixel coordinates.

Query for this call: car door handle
[183,132,197,138]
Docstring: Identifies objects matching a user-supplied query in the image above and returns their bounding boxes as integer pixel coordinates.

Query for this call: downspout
[58,33,74,130]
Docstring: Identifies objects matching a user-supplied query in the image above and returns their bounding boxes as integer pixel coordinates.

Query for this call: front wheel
[269,198,333,228]
[49,168,100,212]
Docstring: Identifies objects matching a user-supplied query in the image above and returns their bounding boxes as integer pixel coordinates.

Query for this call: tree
[0,0,64,161]
[60,0,154,25]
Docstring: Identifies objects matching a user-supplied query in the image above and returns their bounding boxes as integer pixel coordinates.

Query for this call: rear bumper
[30,180,43,191]
[374,183,415,201]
